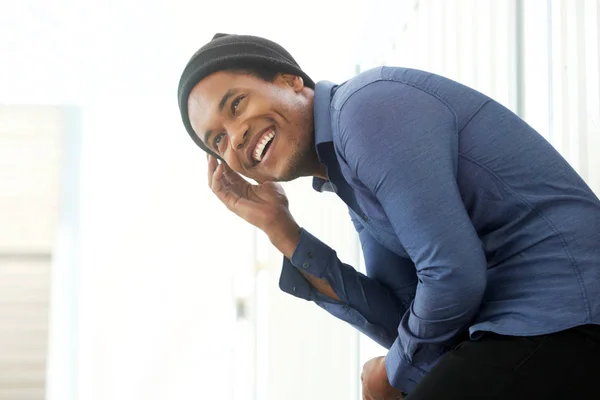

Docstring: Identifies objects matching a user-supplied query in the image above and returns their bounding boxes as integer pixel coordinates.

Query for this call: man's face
[188,71,317,183]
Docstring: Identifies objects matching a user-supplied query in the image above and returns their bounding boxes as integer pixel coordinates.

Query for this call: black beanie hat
[177,33,315,154]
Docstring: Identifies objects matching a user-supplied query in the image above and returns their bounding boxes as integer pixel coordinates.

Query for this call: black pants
[406,325,600,400]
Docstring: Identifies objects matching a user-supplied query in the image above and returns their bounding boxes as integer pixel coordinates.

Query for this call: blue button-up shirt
[278,66,600,392]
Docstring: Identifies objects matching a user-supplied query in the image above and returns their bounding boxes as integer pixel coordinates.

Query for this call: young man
[178,33,600,399]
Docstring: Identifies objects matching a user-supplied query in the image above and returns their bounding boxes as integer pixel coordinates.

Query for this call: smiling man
[178,33,600,399]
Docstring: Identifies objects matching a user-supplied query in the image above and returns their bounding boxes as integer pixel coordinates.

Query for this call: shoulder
[329,67,385,110]
[331,66,458,111]
[331,68,457,150]
[331,67,457,136]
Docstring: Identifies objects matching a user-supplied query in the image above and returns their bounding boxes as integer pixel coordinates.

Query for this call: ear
[278,74,305,92]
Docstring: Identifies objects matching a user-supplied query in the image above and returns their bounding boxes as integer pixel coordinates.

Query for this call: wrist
[265,215,301,259]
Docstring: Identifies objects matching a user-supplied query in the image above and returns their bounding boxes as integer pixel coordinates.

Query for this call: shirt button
[363,215,369,221]
[307,252,313,259]
[302,262,310,269]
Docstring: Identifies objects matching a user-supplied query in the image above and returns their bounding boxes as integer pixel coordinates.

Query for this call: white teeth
[254,130,275,162]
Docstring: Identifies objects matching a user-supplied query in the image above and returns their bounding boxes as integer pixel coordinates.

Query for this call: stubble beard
[273,136,315,182]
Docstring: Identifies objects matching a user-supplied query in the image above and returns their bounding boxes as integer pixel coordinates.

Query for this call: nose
[228,123,249,151]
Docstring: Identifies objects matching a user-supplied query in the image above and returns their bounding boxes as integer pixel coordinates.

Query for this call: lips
[253,129,275,162]
[247,126,275,165]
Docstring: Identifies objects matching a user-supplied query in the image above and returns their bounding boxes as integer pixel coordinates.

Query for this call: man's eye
[231,96,245,115]
[213,133,225,150]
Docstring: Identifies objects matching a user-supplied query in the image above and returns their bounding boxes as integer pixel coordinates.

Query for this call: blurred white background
[0,1,598,400]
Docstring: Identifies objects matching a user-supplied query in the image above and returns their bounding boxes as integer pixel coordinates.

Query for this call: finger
[207,155,221,189]
[208,160,258,217]
[211,161,225,194]
[219,162,238,186]
[220,162,247,186]
[211,163,244,211]
[361,381,374,400]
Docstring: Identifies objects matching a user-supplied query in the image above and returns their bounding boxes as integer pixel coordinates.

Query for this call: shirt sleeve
[279,224,415,349]
[338,80,488,392]
[348,209,418,314]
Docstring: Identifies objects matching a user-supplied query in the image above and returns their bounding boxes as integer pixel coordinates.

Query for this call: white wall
[254,178,362,400]
[0,106,66,400]
[2,1,369,400]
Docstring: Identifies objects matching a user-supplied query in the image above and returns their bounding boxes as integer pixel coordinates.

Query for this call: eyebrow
[203,88,239,147]
[219,88,238,112]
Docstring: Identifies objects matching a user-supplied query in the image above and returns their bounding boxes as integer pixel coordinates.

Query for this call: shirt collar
[313,80,336,147]
[312,80,337,193]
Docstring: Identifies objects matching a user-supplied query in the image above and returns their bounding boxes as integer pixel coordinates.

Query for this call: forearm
[300,271,340,300]
[266,215,413,348]
[278,229,410,348]
[266,218,301,260]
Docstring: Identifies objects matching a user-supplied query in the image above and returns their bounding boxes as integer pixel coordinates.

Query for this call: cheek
[231,161,266,183]
[280,99,306,129]
[224,157,255,179]
[224,157,243,172]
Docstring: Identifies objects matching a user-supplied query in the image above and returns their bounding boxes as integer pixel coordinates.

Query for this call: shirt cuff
[289,228,334,278]
[279,258,312,300]
[278,228,335,300]
[279,229,336,300]
[385,340,428,393]
[385,327,445,393]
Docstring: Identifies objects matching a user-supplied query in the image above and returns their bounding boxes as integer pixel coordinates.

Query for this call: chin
[256,147,309,183]
[272,165,303,183]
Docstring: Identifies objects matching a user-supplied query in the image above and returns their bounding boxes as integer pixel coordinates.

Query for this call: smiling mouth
[253,128,275,163]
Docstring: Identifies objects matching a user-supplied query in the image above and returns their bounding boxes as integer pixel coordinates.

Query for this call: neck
[303,145,327,180]
[314,163,328,180]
